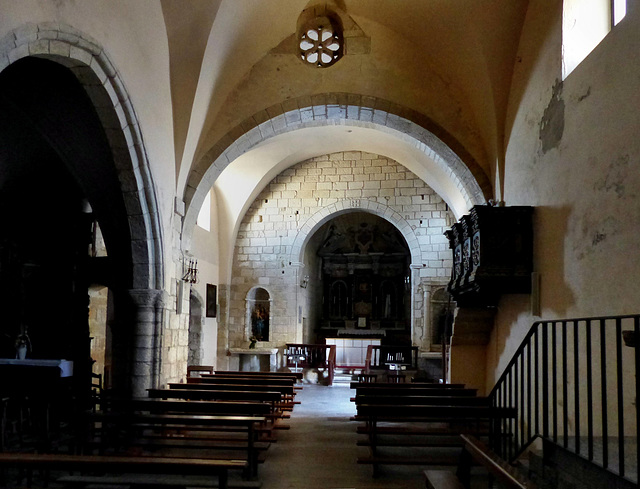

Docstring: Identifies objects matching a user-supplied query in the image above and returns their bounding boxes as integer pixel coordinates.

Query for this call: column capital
[127,288,169,308]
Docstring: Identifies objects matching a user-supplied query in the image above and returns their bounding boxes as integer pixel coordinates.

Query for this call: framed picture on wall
[206,283,217,318]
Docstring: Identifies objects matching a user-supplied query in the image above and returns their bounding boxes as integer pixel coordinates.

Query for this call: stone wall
[225,151,454,357]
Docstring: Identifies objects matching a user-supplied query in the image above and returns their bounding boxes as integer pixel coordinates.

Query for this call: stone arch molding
[0,22,163,290]
[290,199,423,268]
[182,93,491,247]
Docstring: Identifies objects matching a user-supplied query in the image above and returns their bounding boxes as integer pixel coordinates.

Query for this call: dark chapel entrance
[0,57,134,411]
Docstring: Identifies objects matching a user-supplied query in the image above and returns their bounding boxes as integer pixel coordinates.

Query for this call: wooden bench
[148,388,288,426]
[0,452,245,489]
[212,370,303,381]
[354,397,516,475]
[424,434,537,489]
[196,376,298,388]
[169,383,297,410]
[83,411,266,477]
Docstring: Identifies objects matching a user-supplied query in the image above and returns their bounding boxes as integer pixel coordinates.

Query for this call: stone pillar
[216,284,231,370]
[128,289,167,398]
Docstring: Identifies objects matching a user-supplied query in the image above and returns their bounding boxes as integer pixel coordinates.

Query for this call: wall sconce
[300,275,309,288]
[182,258,198,284]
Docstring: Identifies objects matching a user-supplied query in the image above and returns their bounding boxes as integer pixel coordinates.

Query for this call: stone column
[216,284,230,370]
[128,289,167,398]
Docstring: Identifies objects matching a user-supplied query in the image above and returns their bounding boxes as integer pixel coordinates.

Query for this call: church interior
[0,1,638,488]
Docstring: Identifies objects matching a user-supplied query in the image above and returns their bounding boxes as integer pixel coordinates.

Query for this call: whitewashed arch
[182,94,491,249]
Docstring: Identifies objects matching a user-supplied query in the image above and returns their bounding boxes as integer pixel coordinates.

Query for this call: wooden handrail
[459,434,537,489]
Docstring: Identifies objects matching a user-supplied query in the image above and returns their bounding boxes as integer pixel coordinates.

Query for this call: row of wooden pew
[350,380,536,488]
[0,369,303,489]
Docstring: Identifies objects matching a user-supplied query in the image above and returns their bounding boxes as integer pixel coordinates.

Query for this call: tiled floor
[258,382,429,489]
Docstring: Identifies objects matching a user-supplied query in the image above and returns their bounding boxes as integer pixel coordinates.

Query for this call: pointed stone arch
[0,22,164,290]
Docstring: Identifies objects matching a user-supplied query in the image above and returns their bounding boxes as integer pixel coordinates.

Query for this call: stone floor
[258,382,431,489]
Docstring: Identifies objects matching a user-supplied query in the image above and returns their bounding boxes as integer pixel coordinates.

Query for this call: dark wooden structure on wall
[316,215,411,344]
[444,205,533,307]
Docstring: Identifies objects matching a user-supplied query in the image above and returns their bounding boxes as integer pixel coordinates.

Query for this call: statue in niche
[251,304,269,342]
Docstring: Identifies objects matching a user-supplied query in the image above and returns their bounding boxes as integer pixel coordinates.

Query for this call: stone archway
[0,23,165,397]
[0,22,163,291]
[290,200,429,348]
[181,95,491,251]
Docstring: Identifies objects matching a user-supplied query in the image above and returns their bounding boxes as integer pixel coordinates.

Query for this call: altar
[229,348,279,372]
[0,358,74,377]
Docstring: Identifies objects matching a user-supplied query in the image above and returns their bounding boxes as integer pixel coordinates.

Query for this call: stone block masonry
[226,151,453,355]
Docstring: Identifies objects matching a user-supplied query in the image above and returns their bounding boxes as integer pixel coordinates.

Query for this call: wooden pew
[83,411,267,478]
[350,381,471,390]
[213,370,303,381]
[149,388,281,404]
[0,452,245,489]
[353,387,516,475]
[424,434,538,489]
[169,382,297,411]
[196,376,298,387]
[147,388,287,425]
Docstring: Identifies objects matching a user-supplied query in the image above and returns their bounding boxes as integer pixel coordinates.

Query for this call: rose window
[299,16,343,68]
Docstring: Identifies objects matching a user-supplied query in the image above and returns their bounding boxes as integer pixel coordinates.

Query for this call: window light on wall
[196,188,211,232]
[562,0,626,79]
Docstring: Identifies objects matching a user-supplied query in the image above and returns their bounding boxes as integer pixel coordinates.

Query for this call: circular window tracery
[299,15,343,68]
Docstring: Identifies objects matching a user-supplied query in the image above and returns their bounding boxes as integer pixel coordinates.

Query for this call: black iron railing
[489,314,639,484]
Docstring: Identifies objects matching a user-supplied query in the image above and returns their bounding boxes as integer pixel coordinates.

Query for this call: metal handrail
[489,314,639,484]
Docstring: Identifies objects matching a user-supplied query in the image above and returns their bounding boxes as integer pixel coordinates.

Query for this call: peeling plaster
[540,79,564,153]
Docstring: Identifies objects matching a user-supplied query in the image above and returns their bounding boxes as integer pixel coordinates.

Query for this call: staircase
[489,314,639,488]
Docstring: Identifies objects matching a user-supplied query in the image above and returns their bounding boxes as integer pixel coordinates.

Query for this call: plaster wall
[224,151,453,358]
[486,0,640,434]
[190,190,221,367]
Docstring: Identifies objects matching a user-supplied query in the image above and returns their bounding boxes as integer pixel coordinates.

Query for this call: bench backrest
[214,370,303,380]
[193,376,295,387]
[353,395,491,406]
[109,398,272,416]
[148,388,281,403]
[352,386,478,397]
[169,382,294,395]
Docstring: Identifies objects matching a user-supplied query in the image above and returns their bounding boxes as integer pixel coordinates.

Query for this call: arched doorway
[0,56,133,404]
[305,212,411,346]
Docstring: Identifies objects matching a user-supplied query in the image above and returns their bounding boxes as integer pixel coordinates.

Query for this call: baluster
[520,351,524,453]
[587,319,594,461]
[542,323,549,439]
[635,316,640,483]
[527,340,532,443]
[514,357,519,453]
[552,322,558,443]
[615,317,624,478]
[574,320,580,456]
[600,318,608,469]
[562,321,568,449]
[535,327,540,436]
